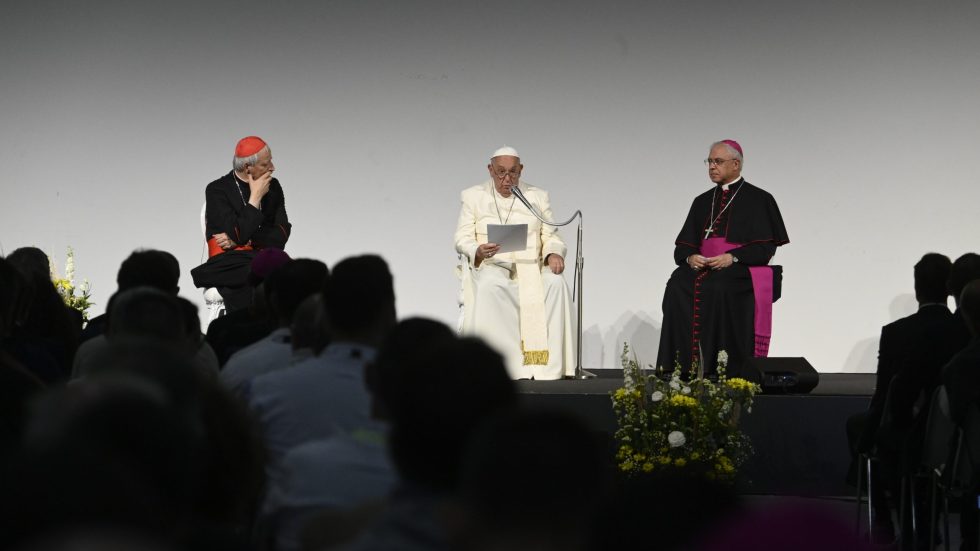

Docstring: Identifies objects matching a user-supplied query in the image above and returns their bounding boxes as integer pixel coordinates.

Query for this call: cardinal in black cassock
[656,140,789,377]
[191,136,291,312]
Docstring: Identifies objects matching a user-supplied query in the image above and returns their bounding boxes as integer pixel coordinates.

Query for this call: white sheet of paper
[487,224,528,254]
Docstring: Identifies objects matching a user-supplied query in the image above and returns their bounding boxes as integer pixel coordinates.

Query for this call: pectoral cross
[704,227,714,239]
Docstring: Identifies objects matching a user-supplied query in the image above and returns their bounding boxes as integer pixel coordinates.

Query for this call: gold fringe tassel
[521,341,550,366]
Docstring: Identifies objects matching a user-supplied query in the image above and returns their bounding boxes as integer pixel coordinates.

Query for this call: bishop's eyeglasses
[704,158,736,166]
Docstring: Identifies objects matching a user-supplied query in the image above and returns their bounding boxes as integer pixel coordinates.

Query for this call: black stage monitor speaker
[741,357,819,394]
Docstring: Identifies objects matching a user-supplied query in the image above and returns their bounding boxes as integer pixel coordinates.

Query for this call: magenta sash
[700,238,773,357]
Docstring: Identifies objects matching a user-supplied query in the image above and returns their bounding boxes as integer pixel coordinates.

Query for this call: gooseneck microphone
[509,185,536,216]
[509,183,592,379]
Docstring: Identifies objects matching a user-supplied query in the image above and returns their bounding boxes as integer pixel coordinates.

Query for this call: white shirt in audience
[264,428,396,551]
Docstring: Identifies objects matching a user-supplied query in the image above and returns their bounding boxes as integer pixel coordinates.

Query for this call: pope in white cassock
[455,146,575,380]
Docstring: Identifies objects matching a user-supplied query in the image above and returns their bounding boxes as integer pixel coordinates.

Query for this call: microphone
[510,185,537,217]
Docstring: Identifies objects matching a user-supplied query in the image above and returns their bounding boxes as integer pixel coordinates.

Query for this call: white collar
[322,341,377,362]
[721,177,742,191]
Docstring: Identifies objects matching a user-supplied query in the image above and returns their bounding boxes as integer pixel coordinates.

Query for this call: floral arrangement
[611,343,760,481]
[50,247,94,322]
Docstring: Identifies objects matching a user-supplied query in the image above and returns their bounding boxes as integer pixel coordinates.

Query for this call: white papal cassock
[454,180,575,380]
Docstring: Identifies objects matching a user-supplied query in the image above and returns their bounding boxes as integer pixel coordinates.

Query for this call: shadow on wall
[589,310,661,371]
[841,293,917,373]
[842,337,877,373]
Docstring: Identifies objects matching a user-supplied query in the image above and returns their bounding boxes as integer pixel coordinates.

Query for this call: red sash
[207,237,254,259]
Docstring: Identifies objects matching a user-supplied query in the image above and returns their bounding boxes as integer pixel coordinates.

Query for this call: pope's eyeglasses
[493,169,521,179]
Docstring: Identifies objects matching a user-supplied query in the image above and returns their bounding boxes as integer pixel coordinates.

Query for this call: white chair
[456,254,472,335]
[200,203,225,324]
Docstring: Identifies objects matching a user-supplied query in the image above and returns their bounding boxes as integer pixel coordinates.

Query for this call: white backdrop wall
[2,0,978,372]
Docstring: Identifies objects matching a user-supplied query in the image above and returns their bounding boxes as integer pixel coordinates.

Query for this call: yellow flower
[668,394,698,408]
[726,378,757,393]
[642,462,654,473]
[657,456,671,465]
[620,460,634,472]
[616,446,630,460]
[674,458,687,468]
[690,452,701,461]
[632,453,645,462]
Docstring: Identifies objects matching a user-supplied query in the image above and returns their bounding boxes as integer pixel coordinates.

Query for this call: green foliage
[611,343,760,481]
[50,247,94,322]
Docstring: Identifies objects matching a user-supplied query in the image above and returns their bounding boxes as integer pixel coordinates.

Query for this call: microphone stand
[511,185,595,379]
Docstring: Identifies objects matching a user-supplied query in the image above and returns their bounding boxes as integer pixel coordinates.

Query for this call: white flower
[624,372,636,391]
[669,380,681,391]
[717,350,729,367]
[681,386,691,395]
[668,431,686,448]
[65,248,75,283]
[651,391,664,402]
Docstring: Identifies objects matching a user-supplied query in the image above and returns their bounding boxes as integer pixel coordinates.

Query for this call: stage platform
[516,371,874,497]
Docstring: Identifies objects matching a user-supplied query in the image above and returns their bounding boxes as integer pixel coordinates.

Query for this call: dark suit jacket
[858,304,953,452]
[942,337,980,423]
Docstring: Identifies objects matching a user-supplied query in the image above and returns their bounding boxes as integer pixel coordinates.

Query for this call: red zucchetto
[235,136,267,157]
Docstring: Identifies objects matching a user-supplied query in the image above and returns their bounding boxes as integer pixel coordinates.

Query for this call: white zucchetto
[491,146,520,159]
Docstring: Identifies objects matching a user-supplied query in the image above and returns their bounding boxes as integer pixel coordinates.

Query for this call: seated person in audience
[265,318,454,551]
[206,247,291,366]
[877,253,980,548]
[0,350,44,457]
[942,280,980,420]
[451,408,607,551]
[192,136,291,313]
[919,254,980,373]
[247,255,396,478]
[78,249,181,343]
[6,247,81,376]
[0,348,265,549]
[220,259,328,396]
[0,258,63,384]
[846,253,952,542]
[344,337,517,551]
[289,293,330,362]
[79,288,188,371]
[891,253,980,420]
[0,263,46,456]
[0,375,203,548]
[74,287,218,379]
[940,279,980,550]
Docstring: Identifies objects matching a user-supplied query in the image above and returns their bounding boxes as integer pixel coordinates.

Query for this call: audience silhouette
[2,242,978,551]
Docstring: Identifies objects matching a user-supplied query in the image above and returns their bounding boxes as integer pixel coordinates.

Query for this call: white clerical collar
[721,177,742,191]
